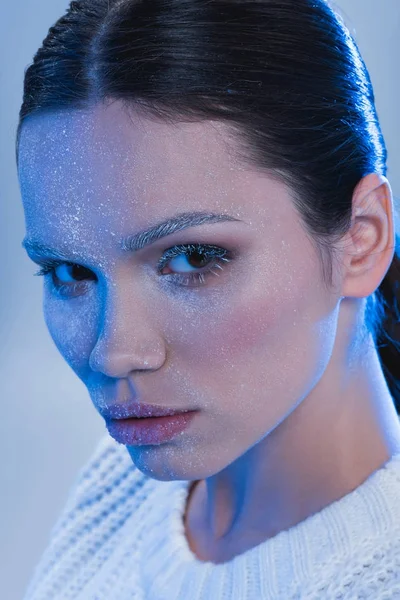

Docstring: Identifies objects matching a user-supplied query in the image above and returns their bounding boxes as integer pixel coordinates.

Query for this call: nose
[88,282,166,378]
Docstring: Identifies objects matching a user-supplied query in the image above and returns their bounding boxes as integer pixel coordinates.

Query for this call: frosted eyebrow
[21,211,243,260]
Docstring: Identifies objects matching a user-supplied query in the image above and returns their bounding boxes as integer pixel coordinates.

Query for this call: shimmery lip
[101,400,195,419]
[105,411,198,445]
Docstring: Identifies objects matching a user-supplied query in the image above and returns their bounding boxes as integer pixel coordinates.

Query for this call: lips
[105,410,198,445]
[101,399,194,420]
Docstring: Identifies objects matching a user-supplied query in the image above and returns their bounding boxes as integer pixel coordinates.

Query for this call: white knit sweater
[23,433,400,599]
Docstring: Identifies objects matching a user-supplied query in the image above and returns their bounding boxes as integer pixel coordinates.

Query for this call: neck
[184,327,400,563]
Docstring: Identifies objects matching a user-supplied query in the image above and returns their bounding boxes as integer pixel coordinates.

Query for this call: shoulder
[70,433,137,496]
[52,433,146,533]
[299,528,400,599]
[23,435,150,599]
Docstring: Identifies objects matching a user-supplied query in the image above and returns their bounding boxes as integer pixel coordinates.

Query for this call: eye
[33,262,96,297]
[53,263,93,283]
[156,243,232,287]
[32,242,233,296]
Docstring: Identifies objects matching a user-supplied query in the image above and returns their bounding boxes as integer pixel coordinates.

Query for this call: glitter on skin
[17,98,400,563]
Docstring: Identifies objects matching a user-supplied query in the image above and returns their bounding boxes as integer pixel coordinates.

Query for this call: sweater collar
[138,453,400,598]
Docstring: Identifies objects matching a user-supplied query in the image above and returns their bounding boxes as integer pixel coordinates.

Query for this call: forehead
[17,101,258,249]
[18,100,243,215]
[17,100,295,267]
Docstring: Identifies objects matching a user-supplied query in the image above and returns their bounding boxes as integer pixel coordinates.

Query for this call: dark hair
[16,0,400,411]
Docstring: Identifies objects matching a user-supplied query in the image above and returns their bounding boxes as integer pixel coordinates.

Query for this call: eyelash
[33,243,233,297]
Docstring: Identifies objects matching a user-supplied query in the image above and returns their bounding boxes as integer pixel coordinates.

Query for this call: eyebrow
[21,211,244,260]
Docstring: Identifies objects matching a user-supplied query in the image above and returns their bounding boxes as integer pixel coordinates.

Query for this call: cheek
[172,278,305,367]
[169,269,339,420]
[43,291,99,379]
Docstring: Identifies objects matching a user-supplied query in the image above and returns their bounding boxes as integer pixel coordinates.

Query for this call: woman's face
[18,100,342,481]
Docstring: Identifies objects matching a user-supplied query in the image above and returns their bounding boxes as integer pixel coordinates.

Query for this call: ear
[341,173,396,299]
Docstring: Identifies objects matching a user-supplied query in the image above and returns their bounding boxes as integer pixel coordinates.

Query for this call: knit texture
[23,433,400,599]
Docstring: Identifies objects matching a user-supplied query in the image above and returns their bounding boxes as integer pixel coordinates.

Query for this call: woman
[17,0,400,598]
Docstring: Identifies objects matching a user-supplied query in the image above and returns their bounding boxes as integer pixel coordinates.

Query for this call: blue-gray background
[1,2,399,598]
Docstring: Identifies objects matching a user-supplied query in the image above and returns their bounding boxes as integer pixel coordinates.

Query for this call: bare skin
[17,99,400,565]
[183,173,400,563]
